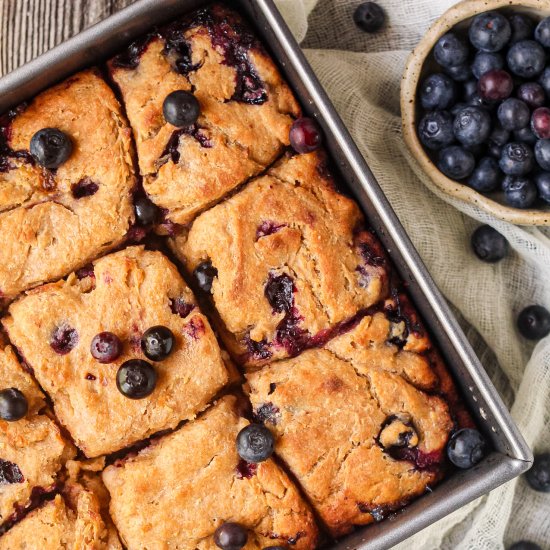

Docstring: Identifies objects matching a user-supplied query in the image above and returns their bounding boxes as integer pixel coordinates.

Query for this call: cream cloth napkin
[273,0,550,548]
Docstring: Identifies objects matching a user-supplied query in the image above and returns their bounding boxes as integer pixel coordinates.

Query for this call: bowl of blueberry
[401,0,550,225]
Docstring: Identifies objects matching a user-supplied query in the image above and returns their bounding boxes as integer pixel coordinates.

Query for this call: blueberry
[469,11,511,52]
[517,305,550,340]
[163,90,200,127]
[503,176,538,208]
[134,195,160,226]
[499,142,534,175]
[50,324,79,355]
[467,157,502,193]
[116,360,157,399]
[470,225,508,262]
[0,388,28,421]
[438,146,475,180]
[534,16,550,47]
[497,98,530,131]
[289,117,322,154]
[444,64,472,82]
[194,261,218,293]
[534,139,550,170]
[419,74,456,110]
[141,325,174,361]
[353,2,385,33]
[507,40,545,78]
[214,523,248,550]
[265,273,294,313]
[30,128,72,169]
[525,452,550,492]
[534,171,550,203]
[472,52,504,79]
[447,428,487,469]
[539,67,550,96]
[434,33,469,67]
[514,126,537,145]
[451,102,469,116]
[463,80,478,102]
[418,111,454,150]
[90,332,122,363]
[478,69,513,101]
[488,126,510,158]
[509,542,542,550]
[236,424,274,463]
[517,82,545,108]
[509,14,534,44]
[453,106,491,147]
[531,107,550,139]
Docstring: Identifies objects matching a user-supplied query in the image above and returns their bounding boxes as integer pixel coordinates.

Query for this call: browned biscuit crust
[0,70,136,301]
[102,395,318,550]
[109,4,300,226]
[3,247,229,457]
[173,151,389,368]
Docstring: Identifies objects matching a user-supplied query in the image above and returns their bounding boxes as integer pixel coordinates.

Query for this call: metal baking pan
[0,1,533,548]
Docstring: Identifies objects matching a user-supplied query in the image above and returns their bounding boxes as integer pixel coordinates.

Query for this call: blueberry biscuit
[102,395,318,549]
[173,151,389,367]
[0,342,75,530]
[0,70,136,302]
[3,247,229,457]
[109,4,300,227]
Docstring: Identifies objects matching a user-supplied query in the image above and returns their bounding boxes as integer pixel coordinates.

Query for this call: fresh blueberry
[470,225,508,262]
[463,80,478,102]
[517,305,550,340]
[514,126,537,145]
[534,16,550,47]
[503,176,538,208]
[469,11,511,52]
[194,261,218,293]
[539,67,550,96]
[453,106,491,147]
[507,40,545,78]
[419,74,456,110]
[467,157,502,193]
[525,453,550,492]
[499,142,534,175]
[418,111,455,150]
[90,332,123,363]
[289,117,322,154]
[472,52,504,79]
[438,146,475,180]
[134,195,160,226]
[534,139,550,170]
[50,324,79,355]
[353,2,386,33]
[509,14,535,44]
[444,63,472,82]
[447,428,487,469]
[517,82,545,108]
[534,171,550,203]
[478,69,513,101]
[141,325,174,361]
[0,388,28,421]
[497,98,530,131]
[163,90,200,127]
[488,126,510,158]
[236,424,275,463]
[509,542,542,550]
[451,102,469,116]
[116,360,157,399]
[30,128,72,169]
[434,32,469,67]
[214,523,248,550]
[531,107,550,139]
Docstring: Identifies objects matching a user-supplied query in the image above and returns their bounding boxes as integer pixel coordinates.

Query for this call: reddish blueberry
[478,70,513,101]
[517,82,545,108]
[531,107,550,139]
[90,332,122,363]
[289,117,322,154]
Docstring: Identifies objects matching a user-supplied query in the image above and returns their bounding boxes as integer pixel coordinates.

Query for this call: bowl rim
[400,0,550,226]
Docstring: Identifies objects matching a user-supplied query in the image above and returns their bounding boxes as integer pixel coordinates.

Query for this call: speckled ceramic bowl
[401,0,550,226]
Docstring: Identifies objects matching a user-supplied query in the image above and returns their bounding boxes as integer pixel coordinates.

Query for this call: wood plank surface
[0,0,133,77]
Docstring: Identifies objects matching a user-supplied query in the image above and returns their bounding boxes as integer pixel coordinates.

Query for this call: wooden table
[0,0,133,77]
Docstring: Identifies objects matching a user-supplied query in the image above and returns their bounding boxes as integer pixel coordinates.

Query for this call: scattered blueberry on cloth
[274,0,550,548]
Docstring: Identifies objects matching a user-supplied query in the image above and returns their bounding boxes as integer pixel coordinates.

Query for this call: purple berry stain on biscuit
[384,289,425,347]
[254,402,280,425]
[265,273,294,314]
[0,459,24,484]
[112,35,155,69]
[256,221,286,240]
[161,126,212,165]
[75,264,95,280]
[170,298,195,318]
[184,316,205,340]
[235,459,257,479]
[244,335,272,361]
[49,324,78,355]
[71,178,99,199]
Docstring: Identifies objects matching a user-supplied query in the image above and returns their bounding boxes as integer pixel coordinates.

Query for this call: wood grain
[0,0,134,77]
